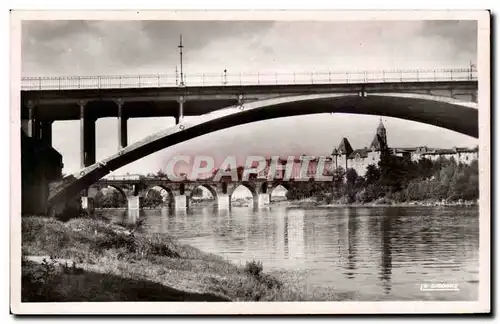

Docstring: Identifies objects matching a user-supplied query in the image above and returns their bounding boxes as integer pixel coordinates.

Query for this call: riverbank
[272,198,479,208]
[21,215,342,302]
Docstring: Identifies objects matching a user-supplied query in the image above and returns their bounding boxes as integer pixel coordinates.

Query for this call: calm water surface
[97,205,479,301]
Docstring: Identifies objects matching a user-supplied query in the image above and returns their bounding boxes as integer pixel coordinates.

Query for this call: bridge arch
[143,185,174,207]
[89,184,128,208]
[229,183,258,202]
[269,182,290,194]
[88,184,127,199]
[188,184,218,200]
[48,92,479,208]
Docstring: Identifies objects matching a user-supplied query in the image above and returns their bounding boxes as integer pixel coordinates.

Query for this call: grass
[21,215,342,302]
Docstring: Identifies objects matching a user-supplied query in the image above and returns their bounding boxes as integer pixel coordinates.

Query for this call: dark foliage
[284,155,479,204]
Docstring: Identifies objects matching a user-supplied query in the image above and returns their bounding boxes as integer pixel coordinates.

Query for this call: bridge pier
[174,194,189,210]
[128,196,143,210]
[27,102,40,138]
[81,196,95,212]
[176,96,185,124]
[258,193,270,207]
[217,194,231,209]
[79,101,96,168]
[117,99,128,149]
[39,120,53,146]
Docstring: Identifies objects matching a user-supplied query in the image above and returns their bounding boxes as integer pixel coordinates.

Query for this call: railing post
[416,70,419,82]
[38,78,41,90]
[400,70,403,82]
[450,70,453,80]
[382,70,385,82]
[58,77,61,90]
[346,72,349,84]
[98,76,101,89]
[138,75,141,88]
[157,74,160,87]
[364,70,367,83]
[119,76,122,88]
[202,73,205,86]
[328,71,331,83]
[257,72,260,85]
[434,70,436,81]
[275,72,278,85]
[78,76,81,89]
[293,72,296,84]
[311,72,314,84]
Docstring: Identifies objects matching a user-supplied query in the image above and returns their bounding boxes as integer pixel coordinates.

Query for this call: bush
[244,260,263,278]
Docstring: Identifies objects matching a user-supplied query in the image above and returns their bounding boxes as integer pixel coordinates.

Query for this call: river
[96,205,479,301]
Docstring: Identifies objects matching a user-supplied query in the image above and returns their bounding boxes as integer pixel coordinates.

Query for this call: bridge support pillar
[80,101,96,168]
[217,194,230,209]
[258,193,270,207]
[128,196,143,210]
[81,196,94,212]
[176,96,185,125]
[40,120,53,146]
[27,102,40,138]
[174,195,189,210]
[117,100,128,149]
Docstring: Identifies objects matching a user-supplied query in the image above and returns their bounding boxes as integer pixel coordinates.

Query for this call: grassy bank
[21,215,341,302]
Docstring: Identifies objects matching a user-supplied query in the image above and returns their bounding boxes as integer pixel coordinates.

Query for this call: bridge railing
[21,68,477,91]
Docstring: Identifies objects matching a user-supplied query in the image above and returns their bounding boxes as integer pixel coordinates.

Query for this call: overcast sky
[22,20,479,175]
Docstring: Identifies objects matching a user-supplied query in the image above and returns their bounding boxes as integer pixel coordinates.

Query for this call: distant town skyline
[22,20,479,175]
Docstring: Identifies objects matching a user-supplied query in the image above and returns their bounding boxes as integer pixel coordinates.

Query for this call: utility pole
[178,34,185,86]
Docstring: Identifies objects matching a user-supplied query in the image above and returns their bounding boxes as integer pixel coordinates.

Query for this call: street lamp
[178,34,185,86]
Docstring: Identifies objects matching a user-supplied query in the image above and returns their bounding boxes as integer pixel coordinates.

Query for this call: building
[330,118,478,177]
[331,118,389,176]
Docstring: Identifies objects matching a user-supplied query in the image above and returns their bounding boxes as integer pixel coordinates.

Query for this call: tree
[365,164,381,185]
[236,166,245,180]
[345,168,358,186]
[144,189,164,208]
[156,169,167,178]
[192,187,204,197]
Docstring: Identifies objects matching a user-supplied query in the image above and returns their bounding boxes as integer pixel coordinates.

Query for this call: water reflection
[95,206,479,301]
[380,209,394,294]
[345,208,358,280]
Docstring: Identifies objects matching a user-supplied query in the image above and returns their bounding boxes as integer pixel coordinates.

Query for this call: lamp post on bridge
[469,60,476,80]
[178,34,185,86]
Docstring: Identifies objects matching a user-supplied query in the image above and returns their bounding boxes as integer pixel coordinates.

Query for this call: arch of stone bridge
[88,184,127,200]
[142,184,175,202]
[269,182,291,195]
[47,92,479,209]
[228,183,259,201]
[187,184,218,200]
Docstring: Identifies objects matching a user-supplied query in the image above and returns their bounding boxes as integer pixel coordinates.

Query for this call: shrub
[244,260,263,278]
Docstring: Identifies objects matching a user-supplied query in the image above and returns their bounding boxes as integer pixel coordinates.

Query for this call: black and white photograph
[10,10,490,314]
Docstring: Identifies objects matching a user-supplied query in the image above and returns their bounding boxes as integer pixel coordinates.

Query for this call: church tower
[370,118,388,151]
[377,118,387,147]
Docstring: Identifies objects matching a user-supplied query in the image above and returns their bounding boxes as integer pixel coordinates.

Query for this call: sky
[21,20,479,176]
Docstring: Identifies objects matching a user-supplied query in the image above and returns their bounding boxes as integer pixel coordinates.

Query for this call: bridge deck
[20,69,478,121]
[22,68,477,91]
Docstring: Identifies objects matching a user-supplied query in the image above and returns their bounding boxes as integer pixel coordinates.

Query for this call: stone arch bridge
[85,178,291,211]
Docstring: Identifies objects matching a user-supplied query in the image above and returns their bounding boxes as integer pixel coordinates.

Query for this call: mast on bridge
[178,34,185,86]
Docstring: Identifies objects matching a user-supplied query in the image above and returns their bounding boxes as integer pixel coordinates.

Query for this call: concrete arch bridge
[19,68,478,214]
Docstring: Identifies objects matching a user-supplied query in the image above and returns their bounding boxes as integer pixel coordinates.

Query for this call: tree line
[285,153,479,204]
